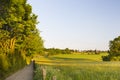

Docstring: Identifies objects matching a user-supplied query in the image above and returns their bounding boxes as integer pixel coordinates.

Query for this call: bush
[0,54,9,71]
[102,56,110,61]
[110,56,120,61]
[0,52,26,80]
[0,54,10,80]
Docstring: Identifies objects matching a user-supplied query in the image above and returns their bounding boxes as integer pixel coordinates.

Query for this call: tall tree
[102,36,120,61]
[109,36,120,60]
[0,0,44,78]
[0,0,43,55]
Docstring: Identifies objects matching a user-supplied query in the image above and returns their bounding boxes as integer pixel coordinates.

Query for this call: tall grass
[34,63,120,80]
[34,54,120,80]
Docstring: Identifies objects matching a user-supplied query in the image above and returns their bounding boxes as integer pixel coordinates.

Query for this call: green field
[34,54,120,80]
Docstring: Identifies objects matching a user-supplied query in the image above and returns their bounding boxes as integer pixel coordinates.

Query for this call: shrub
[102,56,110,61]
[0,54,9,71]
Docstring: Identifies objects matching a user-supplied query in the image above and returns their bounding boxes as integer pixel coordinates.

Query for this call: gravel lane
[5,62,34,80]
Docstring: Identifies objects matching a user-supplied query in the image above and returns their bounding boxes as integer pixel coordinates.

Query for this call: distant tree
[95,49,100,54]
[44,48,72,56]
[64,48,71,54]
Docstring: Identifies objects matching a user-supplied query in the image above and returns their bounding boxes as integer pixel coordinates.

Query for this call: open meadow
[33,53,120,80]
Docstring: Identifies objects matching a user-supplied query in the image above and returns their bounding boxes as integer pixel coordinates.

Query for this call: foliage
[0,0,43,79]
[109,36,120,56]
[44,48,107,56]
[0,54,9,71]
[102,36,120,61]
[44,48,72,56]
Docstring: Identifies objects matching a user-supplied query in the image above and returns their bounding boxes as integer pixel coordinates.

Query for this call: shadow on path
[5,62,34,80]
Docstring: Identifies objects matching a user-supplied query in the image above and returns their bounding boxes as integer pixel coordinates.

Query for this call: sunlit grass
[33,53,120,80]
[51,54,102,61]
[34,53,108,65]
[34,64,120,80]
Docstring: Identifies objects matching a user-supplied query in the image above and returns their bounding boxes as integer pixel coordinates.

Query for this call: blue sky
[28,0,120,50]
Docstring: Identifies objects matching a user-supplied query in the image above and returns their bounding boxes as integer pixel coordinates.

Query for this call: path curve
[5,62,34,80]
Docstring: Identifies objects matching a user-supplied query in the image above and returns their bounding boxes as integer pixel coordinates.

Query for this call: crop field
[33,54,120,80]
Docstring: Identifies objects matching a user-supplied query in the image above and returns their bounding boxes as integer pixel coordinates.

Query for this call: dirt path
[5,62,34,80]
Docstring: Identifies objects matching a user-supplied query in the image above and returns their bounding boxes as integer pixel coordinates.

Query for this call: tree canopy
[0,0,44,79]
[102,36,120,61]
[109,36,120,60]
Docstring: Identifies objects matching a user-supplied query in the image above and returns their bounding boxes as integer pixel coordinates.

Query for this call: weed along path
[5,62,34,80]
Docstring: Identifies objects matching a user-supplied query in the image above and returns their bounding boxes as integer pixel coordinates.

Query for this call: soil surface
[5,62,34,80]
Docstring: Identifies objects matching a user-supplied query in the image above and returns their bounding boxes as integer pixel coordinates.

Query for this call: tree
[0,0,44,78]
[102,36,120,61]
[0,0,43,58]
[109,36,120,60]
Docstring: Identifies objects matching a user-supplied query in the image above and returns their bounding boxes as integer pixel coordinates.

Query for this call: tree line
[44,48,72,56]
[44,48,109,56]
[44,36,120,61]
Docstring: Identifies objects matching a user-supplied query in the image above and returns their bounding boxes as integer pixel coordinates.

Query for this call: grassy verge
[34,64,120,80]
[33,54,120,80]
